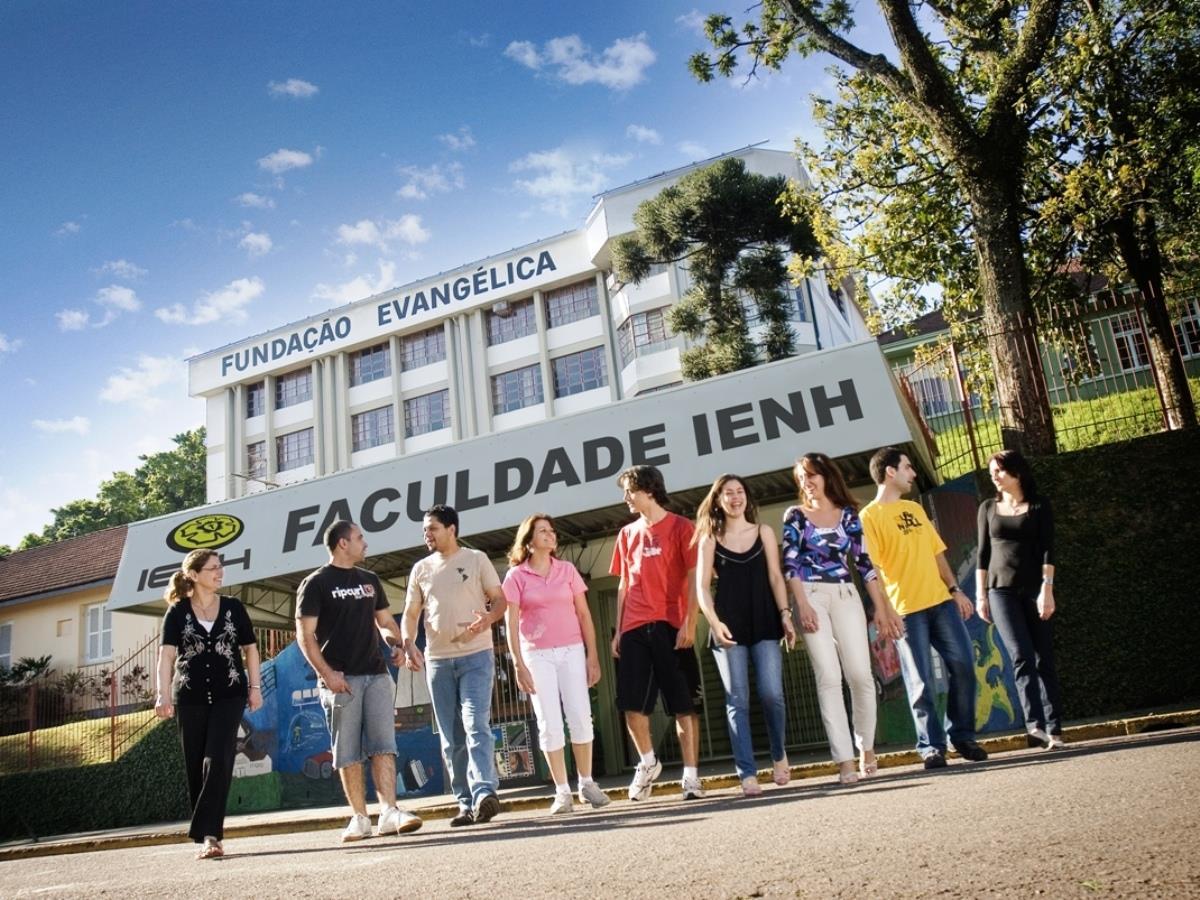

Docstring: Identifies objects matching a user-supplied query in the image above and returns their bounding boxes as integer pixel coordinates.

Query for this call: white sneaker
[376,805,423,835]
[681,774,705,800]
[628,758,662,801]
[549,791,574,815]
[578,780,611,809]
[341,813,373,842]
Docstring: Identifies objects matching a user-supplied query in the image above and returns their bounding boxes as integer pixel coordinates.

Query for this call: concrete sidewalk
[2,707,1196,861]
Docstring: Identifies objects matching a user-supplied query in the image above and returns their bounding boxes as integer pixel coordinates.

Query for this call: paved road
[3,728,1197,899]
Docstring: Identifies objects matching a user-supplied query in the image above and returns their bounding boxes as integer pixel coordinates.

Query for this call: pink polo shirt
[501,557,587,651]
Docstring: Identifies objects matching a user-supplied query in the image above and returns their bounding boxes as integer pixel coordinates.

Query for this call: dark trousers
[989,587,1063,735]
[177,698,245,842]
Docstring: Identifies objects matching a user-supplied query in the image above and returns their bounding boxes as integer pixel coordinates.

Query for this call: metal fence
[898,290,1199,480]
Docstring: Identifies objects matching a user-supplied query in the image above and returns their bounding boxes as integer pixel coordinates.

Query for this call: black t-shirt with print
[296,564,390,676]
[161,595,256,706]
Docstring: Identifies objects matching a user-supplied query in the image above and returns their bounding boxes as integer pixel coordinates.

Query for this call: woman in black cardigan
[975,449,1064,749]
[155,549,262,858]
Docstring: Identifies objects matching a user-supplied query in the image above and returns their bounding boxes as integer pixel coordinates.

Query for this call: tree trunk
[1112,210,1198,430]
[969,177,1058,455]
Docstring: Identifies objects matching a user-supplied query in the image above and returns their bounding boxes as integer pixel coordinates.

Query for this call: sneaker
[741,776,763,797]
[1026,728,1050,749]
[628,758,662,801]
[473,793,501,824]
[773,759,791,786]
[578,781,612,809]
[449,807,475,828]
[376,806,423,836]
[681,774,705,800]
[951,740,989,762]
[341,813,373,842]
[1047,733,1066,750]
[923,751,948,770]
[549,791,574,815]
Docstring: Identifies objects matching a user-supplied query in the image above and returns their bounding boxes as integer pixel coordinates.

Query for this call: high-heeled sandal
[197,838,224,860]
[859,752,878,778]
[837,763,859,785]
[773,759,791,786]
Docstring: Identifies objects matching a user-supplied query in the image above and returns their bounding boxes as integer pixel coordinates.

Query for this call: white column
[444,318,463,441]
[389,335,405,456]
[533,289,553,416]
[594,270,621,401]
[264,374,277,478]
[311,360,325,475]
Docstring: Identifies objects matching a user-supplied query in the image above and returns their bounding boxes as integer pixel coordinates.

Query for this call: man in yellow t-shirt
[861,447,987,770]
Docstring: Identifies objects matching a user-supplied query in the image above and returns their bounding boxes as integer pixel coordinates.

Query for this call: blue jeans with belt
[895,598,978,757]
[426,647,499,811]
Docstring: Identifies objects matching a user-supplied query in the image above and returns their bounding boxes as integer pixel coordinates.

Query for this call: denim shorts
[319,672,397,769]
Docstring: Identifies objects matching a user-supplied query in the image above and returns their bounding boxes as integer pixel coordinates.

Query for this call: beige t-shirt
[406,547,502,660]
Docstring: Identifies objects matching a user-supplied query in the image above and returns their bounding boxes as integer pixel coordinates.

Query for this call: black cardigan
[161,595,256,706]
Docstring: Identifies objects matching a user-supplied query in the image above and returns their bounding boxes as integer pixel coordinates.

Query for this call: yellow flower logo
[167,514,244,552]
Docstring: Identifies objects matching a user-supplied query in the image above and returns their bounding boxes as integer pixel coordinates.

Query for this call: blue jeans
[710,639,786,779]
[895,599,977,756]
[989,587,1062,735]
[426,648,499,810]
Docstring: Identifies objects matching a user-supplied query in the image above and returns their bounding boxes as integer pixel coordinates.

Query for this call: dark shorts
[616,622,702,716]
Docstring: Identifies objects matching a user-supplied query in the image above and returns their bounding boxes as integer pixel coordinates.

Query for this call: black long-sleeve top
[977,497,1055,593]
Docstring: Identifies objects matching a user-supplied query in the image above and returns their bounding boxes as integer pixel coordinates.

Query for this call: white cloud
[334,216,430,251]
[268,78,319,98]
[626,124,662,145]
[96,285,140,312]
[257,148,314,174]
[510,146,631,215]
[155,276,265,326]
[32,416,90,435]
[437,126,477,152]
[676,10,708,36]
[54,220,81,237]
[240,232,273,257]
[93,259,148,280]
[505,33,656,91]
[56,309,90,331]
[98,354,184,410]
[236,192,276,209]
[396,162,464,200]
[0,332,22,353]
[313,259,398,305]
[678,141,711,160]
[467,33,491,48]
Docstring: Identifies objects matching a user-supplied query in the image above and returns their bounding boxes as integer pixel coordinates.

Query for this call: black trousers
[177,698,246,842]
[988,587,1063,735]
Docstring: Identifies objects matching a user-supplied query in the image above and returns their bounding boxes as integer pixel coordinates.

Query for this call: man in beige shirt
[401,505,506,827]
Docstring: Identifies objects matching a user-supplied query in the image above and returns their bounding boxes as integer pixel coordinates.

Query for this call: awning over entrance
[110,339,934,617]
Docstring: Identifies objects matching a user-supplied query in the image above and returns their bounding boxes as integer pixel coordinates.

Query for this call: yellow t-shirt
[859,499,949,616]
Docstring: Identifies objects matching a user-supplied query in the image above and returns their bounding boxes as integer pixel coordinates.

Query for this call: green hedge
[1035,427,1200,718]
[0,718,189,842]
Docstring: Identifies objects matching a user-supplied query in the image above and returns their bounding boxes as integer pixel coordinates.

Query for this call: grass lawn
[0,707,158,774]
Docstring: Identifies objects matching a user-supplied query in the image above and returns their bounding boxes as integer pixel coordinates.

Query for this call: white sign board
[112,340,913,610]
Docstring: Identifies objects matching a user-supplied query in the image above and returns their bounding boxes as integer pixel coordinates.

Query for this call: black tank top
[713,535,783,646]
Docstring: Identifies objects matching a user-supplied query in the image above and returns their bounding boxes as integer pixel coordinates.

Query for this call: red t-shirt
[609,512,697,634]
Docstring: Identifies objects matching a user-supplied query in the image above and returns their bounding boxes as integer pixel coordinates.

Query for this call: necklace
[192,596,220,619]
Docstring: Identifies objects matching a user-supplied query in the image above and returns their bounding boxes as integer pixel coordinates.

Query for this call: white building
[188,147,871,504]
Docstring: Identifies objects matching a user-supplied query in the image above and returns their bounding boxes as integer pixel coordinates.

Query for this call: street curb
[2,708,1196,860]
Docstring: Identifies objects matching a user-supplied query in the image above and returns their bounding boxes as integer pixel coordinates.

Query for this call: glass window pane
[552,346,608,398]
[486,297,537,346]
[404,389,452,437]
[276,428,314,471]
[401,326,447,370]
[491,364,544,414]
[544,279,599,328]
[351,406,394,451]
[350,343,392,386]
[275,369,313,409]
[246,381,265,417]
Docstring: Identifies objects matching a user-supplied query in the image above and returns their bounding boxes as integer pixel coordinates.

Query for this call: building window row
[277,428,314,472]
[552,346,608,397]
[486,297,537,346]
[276,369,313,410]
[401,326,446,370]
[618,307,674,366]
[492,363,544,414]
[352,406,394,452]
[544,279,599,329]
[350,342,392,386]
[405,389,452,438]
[247,441,267,479]
[247,381,266,418]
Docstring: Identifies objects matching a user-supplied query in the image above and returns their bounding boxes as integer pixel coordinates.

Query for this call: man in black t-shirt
[296,520,423,843]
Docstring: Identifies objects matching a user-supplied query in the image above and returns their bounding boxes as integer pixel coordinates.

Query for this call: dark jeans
[177,697,245,842]
[896,599,978,756]
[989,587,1063,735]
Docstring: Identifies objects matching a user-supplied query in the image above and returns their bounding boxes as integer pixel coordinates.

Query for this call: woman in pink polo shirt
[503,513,611,814]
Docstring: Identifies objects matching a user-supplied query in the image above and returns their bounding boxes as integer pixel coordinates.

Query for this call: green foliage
[15,428,206,548]
[610,156,818,380]
[1034,428,1200,717]
[0,718,188,840]
[0,656,53,686]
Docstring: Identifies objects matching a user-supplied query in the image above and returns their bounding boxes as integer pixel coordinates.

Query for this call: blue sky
[0,0,889,547]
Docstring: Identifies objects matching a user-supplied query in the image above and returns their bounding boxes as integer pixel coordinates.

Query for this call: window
[246,441,266,479]
[352,406,394,451]
[350,343,392,386]
[491,364,544,414]
[544,279,599,328]
[246,381,265,418]
[275,368,312,409]
[552,346,608,398]
[1110,313,1149,371]
[400,326,446,370]
[0,622,11,671]
[1175,300,1200,358]
[84,603,112,663]
[404,389,452,437]
[277,428,314,471]
[486,297,537,346]
[617,308,674,366]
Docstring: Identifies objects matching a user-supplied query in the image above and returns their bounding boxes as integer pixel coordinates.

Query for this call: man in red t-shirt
[609,465,703,802]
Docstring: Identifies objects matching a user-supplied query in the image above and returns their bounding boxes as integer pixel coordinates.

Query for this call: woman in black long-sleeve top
[974,449,1064,749]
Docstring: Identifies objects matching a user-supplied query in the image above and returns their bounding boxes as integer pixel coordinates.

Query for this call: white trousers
[524,642,594,753]
[800,582,877,763]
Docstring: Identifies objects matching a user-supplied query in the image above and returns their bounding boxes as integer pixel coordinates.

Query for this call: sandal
[197,838,224,860]
[773,759,791,786]
[859,751,878,778]
[837,762,859,786]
